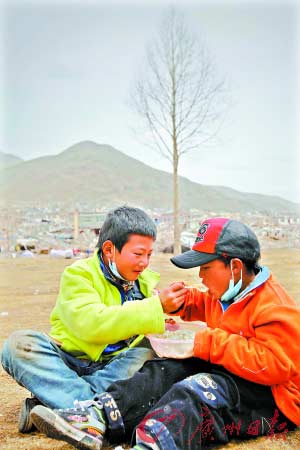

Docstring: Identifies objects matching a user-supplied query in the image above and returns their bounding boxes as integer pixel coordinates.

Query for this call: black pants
[103,358,295,449]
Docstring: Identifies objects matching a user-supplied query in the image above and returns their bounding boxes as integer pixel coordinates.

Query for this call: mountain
[0,141,299,213]
[0,151,23,170]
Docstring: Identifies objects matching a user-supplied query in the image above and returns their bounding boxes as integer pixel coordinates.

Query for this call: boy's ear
[231,258,243,273]
[102,240,114,259]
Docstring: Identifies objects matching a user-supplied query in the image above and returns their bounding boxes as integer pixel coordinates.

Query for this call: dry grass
[0,249,299,449]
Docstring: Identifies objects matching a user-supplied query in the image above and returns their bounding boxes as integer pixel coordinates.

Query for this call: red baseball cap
[171,217,260,269]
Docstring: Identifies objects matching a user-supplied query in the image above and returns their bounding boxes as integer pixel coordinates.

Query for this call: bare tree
[131,9,227,254]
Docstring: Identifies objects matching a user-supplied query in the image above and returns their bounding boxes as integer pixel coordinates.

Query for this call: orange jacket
[175,268,300,426]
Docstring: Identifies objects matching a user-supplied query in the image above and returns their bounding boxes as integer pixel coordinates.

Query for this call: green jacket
[50,251,165,361]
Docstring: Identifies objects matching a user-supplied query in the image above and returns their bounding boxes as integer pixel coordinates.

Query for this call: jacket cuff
[193,327,212,361]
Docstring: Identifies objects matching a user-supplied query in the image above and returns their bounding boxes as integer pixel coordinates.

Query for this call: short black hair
[96,206,157,252]
[218,255,261,275]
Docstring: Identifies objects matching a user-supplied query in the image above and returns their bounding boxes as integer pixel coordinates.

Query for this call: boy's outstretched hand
[159,282,187,314]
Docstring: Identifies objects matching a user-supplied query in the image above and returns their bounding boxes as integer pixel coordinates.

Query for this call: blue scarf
[98,252,144,354]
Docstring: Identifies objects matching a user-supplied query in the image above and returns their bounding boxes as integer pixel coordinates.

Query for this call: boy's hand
[159,282,187,314]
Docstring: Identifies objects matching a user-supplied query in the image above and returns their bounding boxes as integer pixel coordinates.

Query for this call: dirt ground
[0,249,299,450]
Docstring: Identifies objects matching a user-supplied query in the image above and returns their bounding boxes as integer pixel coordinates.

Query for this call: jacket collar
[234,266,270,302]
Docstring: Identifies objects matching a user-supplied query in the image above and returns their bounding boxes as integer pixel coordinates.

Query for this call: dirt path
[0,250,299,449]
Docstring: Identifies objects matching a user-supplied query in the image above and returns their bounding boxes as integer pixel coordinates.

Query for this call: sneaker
[30,399,106,450]
[18,396,41,433]
[114,447,145,450]
[129,445,160,450]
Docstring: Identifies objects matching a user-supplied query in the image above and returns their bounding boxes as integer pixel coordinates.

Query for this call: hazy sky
[1,0,299,204]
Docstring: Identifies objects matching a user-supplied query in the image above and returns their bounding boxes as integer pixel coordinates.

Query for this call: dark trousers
[103,358,295,449]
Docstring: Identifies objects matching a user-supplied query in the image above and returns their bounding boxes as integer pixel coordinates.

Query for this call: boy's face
[199,259,232,299]
[115,234,154,281]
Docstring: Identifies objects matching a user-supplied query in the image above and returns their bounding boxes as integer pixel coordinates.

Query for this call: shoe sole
[30,405,103,450]
[18,398,39,433]
[19,399,33,433]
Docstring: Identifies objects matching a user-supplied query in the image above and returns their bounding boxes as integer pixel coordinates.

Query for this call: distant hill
[0,151,23,170]
[0,141,299,213]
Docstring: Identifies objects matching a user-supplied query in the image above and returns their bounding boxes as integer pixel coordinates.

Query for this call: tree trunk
[173,147,181,255]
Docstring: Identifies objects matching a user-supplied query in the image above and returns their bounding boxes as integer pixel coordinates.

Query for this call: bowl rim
[146,321,205,337]
[146,335,195,344]
[146,328,197,343]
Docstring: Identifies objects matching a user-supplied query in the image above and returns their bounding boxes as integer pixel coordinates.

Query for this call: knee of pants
[126,347,155,362]
[178,372,239,410]
[111,347,156,379]
[1,329,42,370]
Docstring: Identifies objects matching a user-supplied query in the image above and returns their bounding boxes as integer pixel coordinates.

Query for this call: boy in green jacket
[1,206,184,433]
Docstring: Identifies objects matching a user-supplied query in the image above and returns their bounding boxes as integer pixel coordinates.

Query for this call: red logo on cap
[192,218,229,254]
[195,224,209,243]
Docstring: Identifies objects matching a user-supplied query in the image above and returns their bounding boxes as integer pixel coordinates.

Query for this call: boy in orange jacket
[30,217,300,450]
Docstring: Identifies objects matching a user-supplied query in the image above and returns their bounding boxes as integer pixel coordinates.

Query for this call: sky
[1,0,300,204]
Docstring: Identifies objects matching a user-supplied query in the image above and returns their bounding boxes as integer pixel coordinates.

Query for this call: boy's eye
[134,253,142,256]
